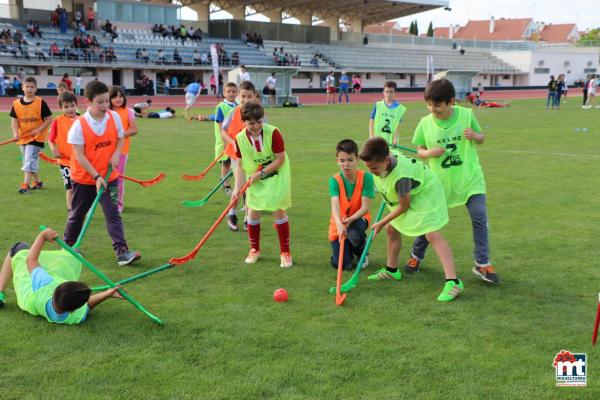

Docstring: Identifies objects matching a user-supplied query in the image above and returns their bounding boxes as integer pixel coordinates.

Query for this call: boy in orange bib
[329,139,374,270]
[48,91,78,211]
[63,81,141,266]
[10,76,53,194]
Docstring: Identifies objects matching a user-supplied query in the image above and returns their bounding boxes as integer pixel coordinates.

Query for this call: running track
[0,88,561,111]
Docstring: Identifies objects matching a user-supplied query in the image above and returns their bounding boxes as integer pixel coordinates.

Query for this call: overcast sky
[394,0,599,31]
[194,0,598,32]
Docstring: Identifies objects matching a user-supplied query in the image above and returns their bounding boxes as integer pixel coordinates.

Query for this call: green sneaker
[437,280,464,302]
[368,267,402,281]
[0,291,5,308]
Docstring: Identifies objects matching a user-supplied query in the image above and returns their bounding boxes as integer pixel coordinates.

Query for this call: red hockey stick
[593,293,600,346]
[39,153,166,187]
[0,138,18,146]
[182,150,226,181]
[169,171,256,265]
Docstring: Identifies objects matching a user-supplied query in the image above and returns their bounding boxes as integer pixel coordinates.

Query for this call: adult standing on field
[583,75,597,109]
[545,75,557,110]
[264,72,277,107]
[325,71,336,104]
[338,71,350,104]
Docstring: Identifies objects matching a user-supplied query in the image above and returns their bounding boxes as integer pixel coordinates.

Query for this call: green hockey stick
[41,225,164,325]
[72,166,113,249]
[390,144,417,154]
[182,170,233,207]
[91,263,174,291]
[329,201,386,294]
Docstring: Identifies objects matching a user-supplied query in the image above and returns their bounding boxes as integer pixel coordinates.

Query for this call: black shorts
[133,106,142,114]
[60,165,72,190]
[10,242,29,257]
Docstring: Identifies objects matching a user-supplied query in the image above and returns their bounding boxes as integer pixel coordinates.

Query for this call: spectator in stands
[102,20,113,36]
[173,48,182,65]
[241,32,248,44]
[74,10,83,28]
[51,8,59,28]
[141,48,149,64]
[352,74,362,93]
[152,24,160,34]
[232,52,239,66]
[63,45,75,61]
[256,34,264,49]
[50,42,62,59]
[310,54,319,67]
[73,33,82,49]
[264,72,277,107]
[59,8,68,34]
[13,30,25,46]
[239,65,250,83]
[135,48,141,60]
[109,25,118,41]
[363,35,368,45]
[158,49,166,64]
[193,50,200,65]
[200,51,209,65]
[458,44,465,55]
[192,27,203,41]
[178,26,187,44]
[34,42,46,61]
[170,75,178,89]
[87,7,95,30]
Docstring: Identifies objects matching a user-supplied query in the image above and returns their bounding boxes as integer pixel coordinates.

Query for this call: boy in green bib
[359,137,463,302]
[369,81,407,145]
[214,82,238,194]
[233,102,292,268]
[0,228,123,324]
[406,79,499,284]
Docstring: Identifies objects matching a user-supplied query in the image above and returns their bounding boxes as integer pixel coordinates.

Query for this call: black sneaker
[227,214,238,231]
[472,265,500,284]
[405,256,421,273]
[31,181,43,190]
[18,183,30,194]
[117,248,141,266]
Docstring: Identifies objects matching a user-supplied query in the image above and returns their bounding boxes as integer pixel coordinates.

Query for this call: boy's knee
[386,224,399,237]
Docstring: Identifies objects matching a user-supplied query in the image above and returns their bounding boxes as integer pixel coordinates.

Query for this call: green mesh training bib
[374,154,448,236]
[374,101,407,145]
[236,124,291,211]
[415,106,486,208]
[11,250,88,324]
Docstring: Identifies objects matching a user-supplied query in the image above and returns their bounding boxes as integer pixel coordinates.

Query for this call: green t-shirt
[412,106,486,208]
[329,171,375,199]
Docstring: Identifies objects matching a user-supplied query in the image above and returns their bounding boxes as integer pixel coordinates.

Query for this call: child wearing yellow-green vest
[359,137,463,302]
[233,102,292,268]
[368,81,406,146]
[214,82,238,193]
[0,228,123,324]
[406,79,499,284]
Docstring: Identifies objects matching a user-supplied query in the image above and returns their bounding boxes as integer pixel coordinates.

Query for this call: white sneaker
[280,252,293,268]
[245,249,260,264]
[362,256,369,269]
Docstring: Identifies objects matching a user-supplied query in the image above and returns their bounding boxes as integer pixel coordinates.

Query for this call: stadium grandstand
[0,0,597,95]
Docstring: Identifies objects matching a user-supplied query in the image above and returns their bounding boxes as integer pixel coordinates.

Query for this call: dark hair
[424,79,456,104]
[53,281,91,312]
[239,80,256,92]
[359,137,390,162]
[224,82,237,90]
[336,139,359,156]
[108,85,127,108]
[84,80,109,100]
[23,76,37,86]
[58,91,77,108]
[383,81,397,90]
[240,102,264,121]
[147,99,152,105]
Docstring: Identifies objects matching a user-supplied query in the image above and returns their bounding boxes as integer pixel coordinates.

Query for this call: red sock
[248,223,260,251]
[275,221,290,254]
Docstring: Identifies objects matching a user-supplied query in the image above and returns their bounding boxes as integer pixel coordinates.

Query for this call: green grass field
[1,98,599,399]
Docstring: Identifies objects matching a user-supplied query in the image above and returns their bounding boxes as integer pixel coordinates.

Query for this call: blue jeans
[546,91,556,108]
[330,218,368,270]
[338,87,349,103]
[411,194,490,265]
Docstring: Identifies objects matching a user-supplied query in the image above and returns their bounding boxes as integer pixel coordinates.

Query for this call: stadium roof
[184,0,448,27]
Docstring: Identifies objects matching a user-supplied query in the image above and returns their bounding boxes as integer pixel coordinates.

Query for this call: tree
[427,22,433,37]
[414,20,419,36]
[578,28,600,46]
[409,21,415,35]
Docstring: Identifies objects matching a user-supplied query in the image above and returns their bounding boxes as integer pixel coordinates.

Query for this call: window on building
[48,67,96,76]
